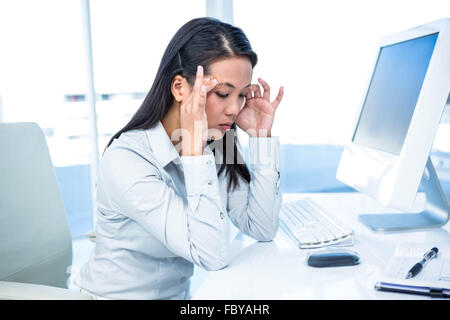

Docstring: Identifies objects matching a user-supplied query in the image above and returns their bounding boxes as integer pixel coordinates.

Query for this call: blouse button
[220,212,224,219]
[208,180,214,186]
[206,159,213,166]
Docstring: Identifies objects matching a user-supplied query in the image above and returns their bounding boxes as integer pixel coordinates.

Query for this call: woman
[75,17,284,300]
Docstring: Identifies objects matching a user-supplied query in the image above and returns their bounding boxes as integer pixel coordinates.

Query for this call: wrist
[181,144,206,156]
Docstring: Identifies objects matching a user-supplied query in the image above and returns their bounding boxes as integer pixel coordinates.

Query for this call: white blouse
[75,120,281,299]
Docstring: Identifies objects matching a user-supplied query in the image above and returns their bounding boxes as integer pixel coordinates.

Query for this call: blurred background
[0,0,449,250]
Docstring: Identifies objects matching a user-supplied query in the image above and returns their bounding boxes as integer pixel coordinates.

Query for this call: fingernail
[212,79,218,84]
[201,85,206,92]
[197,65,202,73]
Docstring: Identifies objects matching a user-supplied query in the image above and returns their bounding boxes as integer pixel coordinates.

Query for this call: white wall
[234,0,450,149]
[1,0,449,154]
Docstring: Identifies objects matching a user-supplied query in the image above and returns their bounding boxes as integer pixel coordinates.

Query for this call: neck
[161,102,181,150]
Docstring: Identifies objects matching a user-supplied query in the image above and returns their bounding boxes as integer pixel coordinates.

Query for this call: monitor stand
[359,156,450,232]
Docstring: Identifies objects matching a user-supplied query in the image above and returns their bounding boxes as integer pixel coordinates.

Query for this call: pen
[405,247,439,279]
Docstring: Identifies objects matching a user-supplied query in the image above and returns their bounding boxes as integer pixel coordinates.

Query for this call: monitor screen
[352,33,439,155]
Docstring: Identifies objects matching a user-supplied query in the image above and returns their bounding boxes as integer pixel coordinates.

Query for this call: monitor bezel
[337,18,450,210]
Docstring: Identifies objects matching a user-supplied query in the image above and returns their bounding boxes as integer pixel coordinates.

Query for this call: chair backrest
[0,122,72,288]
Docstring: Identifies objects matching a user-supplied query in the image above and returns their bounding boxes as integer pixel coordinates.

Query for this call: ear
[171,75,191,103]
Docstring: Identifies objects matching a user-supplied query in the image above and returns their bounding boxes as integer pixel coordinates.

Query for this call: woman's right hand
[180,65,218,156]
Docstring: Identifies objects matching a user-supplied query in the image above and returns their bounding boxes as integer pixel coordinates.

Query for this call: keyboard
[279,197,353,249]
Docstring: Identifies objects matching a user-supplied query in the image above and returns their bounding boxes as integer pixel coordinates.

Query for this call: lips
[219,123,232,130]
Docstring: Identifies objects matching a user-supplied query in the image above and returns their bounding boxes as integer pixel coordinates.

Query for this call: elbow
[256,230,277,242]
[201,256,229,271]
[248,199,281,242]
[204,260,228,271]
[254,221,279,242]
[194,245,230,271]
[188,222,231,272]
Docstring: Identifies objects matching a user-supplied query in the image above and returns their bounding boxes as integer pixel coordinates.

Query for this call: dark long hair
[105,17,257,192]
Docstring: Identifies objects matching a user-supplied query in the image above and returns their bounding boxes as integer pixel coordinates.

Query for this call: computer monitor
[337,18,450,232]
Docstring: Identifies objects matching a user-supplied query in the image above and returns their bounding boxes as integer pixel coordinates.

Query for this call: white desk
[193,192,450,300]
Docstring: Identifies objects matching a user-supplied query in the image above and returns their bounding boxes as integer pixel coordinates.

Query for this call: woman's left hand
[235,78,284,137]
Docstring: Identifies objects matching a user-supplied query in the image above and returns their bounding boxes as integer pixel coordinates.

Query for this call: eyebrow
[216,82,251,90]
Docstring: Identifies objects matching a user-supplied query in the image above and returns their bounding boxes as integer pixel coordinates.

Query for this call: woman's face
[205,57,252,139]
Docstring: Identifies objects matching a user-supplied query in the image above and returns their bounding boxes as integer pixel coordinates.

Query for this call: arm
[226,136,281,241]
[0,281,93,300]
[101,147,229,271]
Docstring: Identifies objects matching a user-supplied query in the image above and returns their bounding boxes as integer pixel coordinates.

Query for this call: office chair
[0,122,91,299]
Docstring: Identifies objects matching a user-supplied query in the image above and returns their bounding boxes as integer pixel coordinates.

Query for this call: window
[89,0,205,154]
[0,1,92,238]
[0,0,206,238]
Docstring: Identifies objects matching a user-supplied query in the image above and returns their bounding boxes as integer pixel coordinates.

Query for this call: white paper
[380,243,450,290]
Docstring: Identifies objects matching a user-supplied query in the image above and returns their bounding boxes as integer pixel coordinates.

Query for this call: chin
[207,127,226,141]
[208,134,226,141]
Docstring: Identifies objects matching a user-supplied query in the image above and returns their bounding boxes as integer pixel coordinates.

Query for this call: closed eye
[216,92,228,98]
[215,92,247,99]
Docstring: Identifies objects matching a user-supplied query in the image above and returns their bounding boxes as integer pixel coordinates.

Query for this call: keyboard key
[304,198,353,236]
[295,227,318,244]
[284,205,304,227]
[279,198,353,249]
[292,203,316,226]
[280,211,296,229]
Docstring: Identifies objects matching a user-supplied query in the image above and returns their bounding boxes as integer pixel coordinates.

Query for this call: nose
[224,100,241,119]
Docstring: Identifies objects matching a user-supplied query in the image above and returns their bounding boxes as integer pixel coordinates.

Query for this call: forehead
[208,57,252,89]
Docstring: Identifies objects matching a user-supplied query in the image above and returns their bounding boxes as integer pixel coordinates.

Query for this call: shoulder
[107,129,149,154]
[100,130,161,180]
